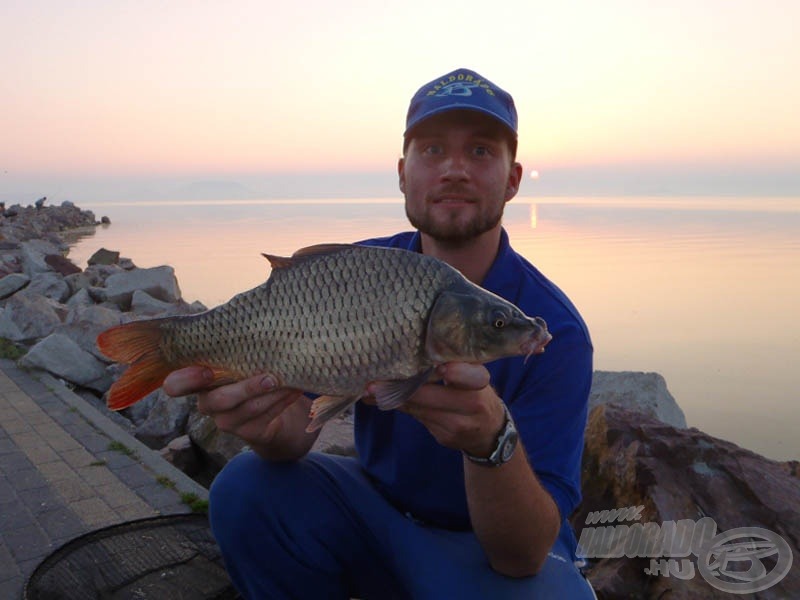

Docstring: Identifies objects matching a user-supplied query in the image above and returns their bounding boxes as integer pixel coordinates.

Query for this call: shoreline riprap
[1,200,797,599]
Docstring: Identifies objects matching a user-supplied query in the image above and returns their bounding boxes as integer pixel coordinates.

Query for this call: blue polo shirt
[355,229,593,538]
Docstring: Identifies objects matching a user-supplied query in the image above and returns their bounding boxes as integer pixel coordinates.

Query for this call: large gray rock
[26,272,71,303]
[573,404,799,599]
[104,265,181,309]
[19,239,63,276]
[187,412,248,470]
[19,333,113,392]
[0,292,64,342]
[130,289,180,316]
[589,370,687,428]
[58,304,125,359]
[0,273,30,299]
[64,264,124,295]
[311,414,356,456]
[134,390,195,449]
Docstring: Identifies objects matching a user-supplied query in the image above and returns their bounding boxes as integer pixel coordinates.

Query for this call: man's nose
[441,154,469,181]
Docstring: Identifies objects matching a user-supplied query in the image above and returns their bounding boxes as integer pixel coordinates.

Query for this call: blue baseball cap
[404,68,518,139]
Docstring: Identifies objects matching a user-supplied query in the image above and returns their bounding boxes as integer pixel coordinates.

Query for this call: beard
[405,199,505,245]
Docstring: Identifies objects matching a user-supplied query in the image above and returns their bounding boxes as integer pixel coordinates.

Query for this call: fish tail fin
[97,320,173,410]
[306,395,359,432]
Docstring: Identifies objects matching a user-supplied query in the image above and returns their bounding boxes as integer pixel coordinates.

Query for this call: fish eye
[492,311,507,329]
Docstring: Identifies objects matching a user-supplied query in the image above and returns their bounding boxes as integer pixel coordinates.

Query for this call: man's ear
[504,161,523,202]
[398,156,406,194]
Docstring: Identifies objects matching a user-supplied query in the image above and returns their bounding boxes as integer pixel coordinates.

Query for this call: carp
[97,244,551,431]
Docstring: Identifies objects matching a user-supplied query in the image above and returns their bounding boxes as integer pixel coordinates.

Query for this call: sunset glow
[2,1,799,200]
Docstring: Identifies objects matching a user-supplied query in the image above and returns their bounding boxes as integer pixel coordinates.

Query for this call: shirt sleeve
[504,319,593,522]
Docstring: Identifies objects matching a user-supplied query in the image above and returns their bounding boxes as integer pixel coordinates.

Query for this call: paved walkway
[0,358,210,598]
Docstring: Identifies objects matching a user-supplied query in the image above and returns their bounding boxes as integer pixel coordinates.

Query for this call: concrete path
[0,359,210,598]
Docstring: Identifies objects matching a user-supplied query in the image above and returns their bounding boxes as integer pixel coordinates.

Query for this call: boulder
[44,254,82,276]
[133,390,195,449]
[19,333,113,392]
[130,289,180,315]
[65,287,94,309]
[64,264,124,295]
[0,273,30,299]
[19,239,63,276]
[26,272,71,303]
[104,265,182,309]
[573,404,799,599]
[58,304,124,359]
[159,435,201,476]
[187,411,248,471]
[87,247,120,266]
[0,292,63,342]
[311,413,356,457]
[589,371,687,428]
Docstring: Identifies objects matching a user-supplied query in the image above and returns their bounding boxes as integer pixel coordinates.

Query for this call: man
[164,68,595,598]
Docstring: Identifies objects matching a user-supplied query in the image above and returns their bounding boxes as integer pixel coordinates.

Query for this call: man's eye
[423,145,444,156]
[473,146,490,157]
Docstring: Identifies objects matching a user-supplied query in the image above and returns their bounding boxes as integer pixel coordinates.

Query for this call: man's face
[399,110,522,245]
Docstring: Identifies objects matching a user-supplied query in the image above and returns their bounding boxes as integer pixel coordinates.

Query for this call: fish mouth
[521,317,552,361]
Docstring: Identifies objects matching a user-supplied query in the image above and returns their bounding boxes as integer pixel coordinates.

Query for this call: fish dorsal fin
[262,244,357,270]
[293,243,357,257]
[261,253,293,269]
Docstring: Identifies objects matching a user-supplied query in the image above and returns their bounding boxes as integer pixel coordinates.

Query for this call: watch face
[499,429,519,462]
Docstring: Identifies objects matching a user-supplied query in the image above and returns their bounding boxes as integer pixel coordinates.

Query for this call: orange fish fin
[106,354,173,410]
[306,395,359,432]
[206,366,239,387]
[372,368,434,411]
[98,319,174,410]
[96,319,165,364]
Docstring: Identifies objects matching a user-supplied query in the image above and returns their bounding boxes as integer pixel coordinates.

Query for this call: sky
[2,0,799,201]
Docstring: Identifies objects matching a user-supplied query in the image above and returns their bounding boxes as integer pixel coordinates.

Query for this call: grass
[156,475,177,490]
[181,492,209,514]
[0,337,26,360]
[107,440,137,458]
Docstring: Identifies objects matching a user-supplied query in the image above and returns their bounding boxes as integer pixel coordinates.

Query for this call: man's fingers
[437,363,491,390]
[199,374,279,414]
[163,366,214,397]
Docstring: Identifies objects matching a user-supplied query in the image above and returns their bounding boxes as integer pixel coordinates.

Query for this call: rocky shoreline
[2,201,798,598]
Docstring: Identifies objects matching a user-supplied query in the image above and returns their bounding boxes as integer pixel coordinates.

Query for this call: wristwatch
[463,404,518,467]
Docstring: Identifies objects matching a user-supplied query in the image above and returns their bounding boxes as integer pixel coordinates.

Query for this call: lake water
[67,196,800,462]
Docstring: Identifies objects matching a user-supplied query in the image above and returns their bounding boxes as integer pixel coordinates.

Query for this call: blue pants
[209,451,595,599]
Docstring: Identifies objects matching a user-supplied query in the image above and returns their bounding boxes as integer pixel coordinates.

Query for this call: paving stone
[70,497,119,528]
[9,468,49,491]
[0,501,35,534]
[0,577,23,599]
[16,485,60,515]
[2,523,51,561]
[77,464,120,486]
[50,476,96,503]
[0,365,211,590]
[0,450,34,475]
[0,541,20,580]
[37,507,86,540]
[37,460,77,483]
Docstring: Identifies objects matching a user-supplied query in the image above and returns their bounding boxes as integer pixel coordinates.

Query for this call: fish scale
[97,243,552,431]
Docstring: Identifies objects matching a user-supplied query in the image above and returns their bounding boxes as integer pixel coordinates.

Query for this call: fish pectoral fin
[306,395,359,433]
[373,368,435,411]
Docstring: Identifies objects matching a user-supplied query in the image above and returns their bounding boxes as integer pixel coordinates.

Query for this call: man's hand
[385,363,507,457]
[163,366,317,461]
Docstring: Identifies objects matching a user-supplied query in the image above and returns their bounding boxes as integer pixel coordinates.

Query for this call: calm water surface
[68,196,800,462]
